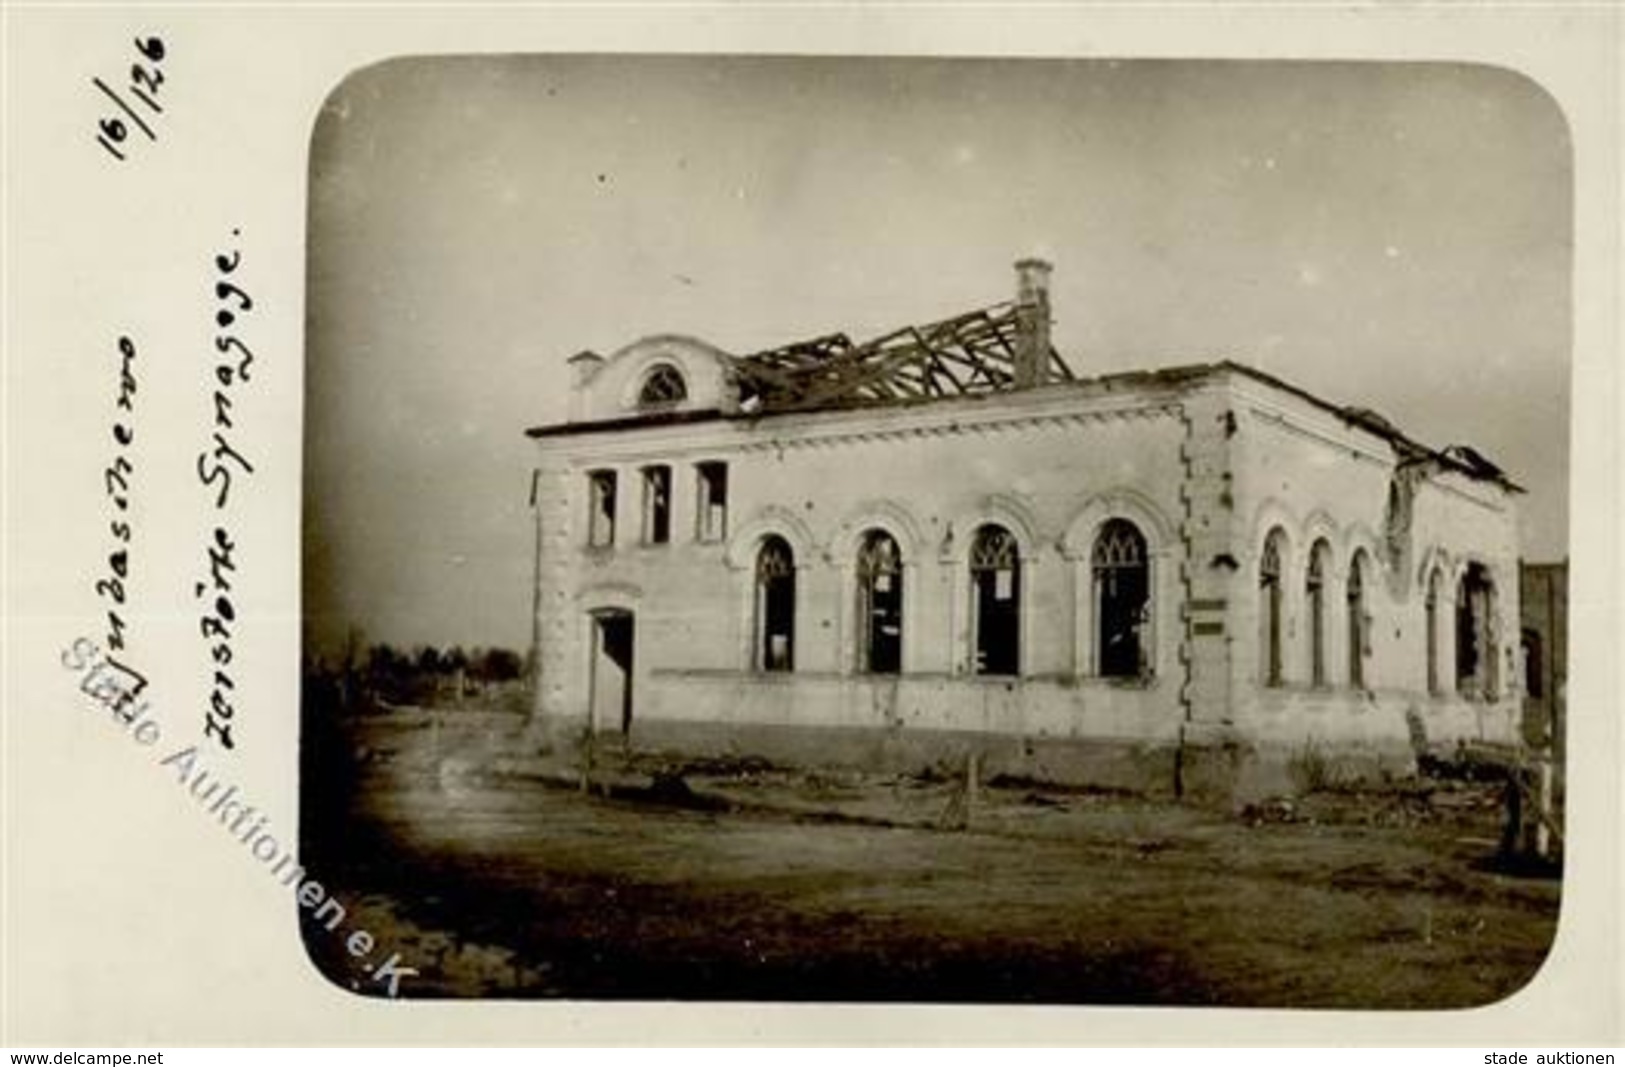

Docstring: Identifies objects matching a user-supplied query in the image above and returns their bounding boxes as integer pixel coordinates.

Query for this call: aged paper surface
[3,2,1620,1046]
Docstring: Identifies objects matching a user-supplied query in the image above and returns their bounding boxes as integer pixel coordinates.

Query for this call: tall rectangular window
[1259,529,1285,687]
[641,465,671,545]
[1456,562,1496,698]
[970,525,1020,676]
[857,530,903,674]
[1308,540,1330,688]
[755,537,796,672]
[1348,550,1369,689]
[1425,569,1442,695]
[696,461,728,542]
[587,470,616,548]
[1093,520,1149,679]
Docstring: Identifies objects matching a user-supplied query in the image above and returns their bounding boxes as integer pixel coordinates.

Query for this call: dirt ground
[299,709,1561,1007]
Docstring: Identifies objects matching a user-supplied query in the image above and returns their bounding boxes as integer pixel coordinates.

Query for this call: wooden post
[580,729,594,795]
[965,750,980,830]
[937,750,980,832]
[430,709,443,789]
[1537,754,1553,858]
[1500,769,1522,859]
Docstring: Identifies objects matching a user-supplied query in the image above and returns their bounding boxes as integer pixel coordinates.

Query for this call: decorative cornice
[538,394,1184,464]
[734,402,1183,455]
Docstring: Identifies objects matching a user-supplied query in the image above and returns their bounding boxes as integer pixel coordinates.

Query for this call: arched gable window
[754,536,795,672]
[1348,549,1370,689]
[969,525,1021,676]
[1306,539,1331,687]
[637,363,688,408]
[1259,528,1287,686]
[856,530,903,674]
[1093,519,1149,678]
[1425,568,1443,695]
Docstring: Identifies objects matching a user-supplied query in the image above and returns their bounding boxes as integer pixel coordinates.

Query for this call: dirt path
[300,735,1559,1007]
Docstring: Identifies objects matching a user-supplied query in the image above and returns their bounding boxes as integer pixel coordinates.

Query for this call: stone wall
[1225,374,1523,767]
[529,357,1524,801]
[533,379,1193,782]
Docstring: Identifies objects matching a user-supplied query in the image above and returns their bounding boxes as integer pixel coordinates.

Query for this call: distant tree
[415,644,442,675]
[478,647,524,683]
[367,643,399,676]
[361,643,410,704]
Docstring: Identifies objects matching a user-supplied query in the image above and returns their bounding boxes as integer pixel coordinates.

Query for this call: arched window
[1093,520,1149,678]
[1425,568,1443,694]
[1348,549,1369,689]
[637,363,688,408]
[970,525,1020,676]
[754,536,795,672]
[1259,528,1286,686]
[1456,562,1496,698]
[1306,539,1331,687]
[856,530,903,674]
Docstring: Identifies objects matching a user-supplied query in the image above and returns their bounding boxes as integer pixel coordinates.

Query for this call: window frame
[586,469,617,548]
[968,524,1022,678]
[753,535,796,673]
[1455,562,1497,700]
[636,362,688,408]
[1306,539,1331,688]
[695,461,729,543]
[1425,567,1443,695]
[855,529,904,675]
[1347,549,1369,690]
[640,464,672,545]
[1092,519,1151,680]
[1259,528,1286,687]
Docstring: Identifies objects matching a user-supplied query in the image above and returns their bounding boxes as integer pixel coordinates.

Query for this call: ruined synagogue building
[525,260,1523,799]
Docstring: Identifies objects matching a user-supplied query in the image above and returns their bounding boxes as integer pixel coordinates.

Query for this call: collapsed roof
[529,260,1519,492]
[728,298,1075,414]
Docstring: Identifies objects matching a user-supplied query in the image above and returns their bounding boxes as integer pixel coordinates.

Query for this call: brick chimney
[1013,257,1053,389]
[566,349,604,422]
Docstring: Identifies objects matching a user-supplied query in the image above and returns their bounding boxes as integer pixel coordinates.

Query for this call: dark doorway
[591,610,635,734]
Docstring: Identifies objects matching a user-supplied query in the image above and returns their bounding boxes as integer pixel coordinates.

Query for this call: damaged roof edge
[1216,360,1525,494]
[525,358,1523,493]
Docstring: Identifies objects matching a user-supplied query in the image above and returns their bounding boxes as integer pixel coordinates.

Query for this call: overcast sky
[303,55,1570,657]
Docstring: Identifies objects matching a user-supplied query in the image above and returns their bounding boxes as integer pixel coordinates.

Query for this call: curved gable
[577,335,738,423]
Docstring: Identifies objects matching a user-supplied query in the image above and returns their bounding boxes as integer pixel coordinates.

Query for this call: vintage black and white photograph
[299,55,1570,1005]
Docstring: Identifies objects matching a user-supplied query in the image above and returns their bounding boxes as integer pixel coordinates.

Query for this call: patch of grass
[1287,737,1347,795]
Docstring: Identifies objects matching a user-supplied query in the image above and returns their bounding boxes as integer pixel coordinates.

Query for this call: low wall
[533,712,1185,797]
[526,671,1522,807]
[642,669,1182,737]
[1243,682,1521,748]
